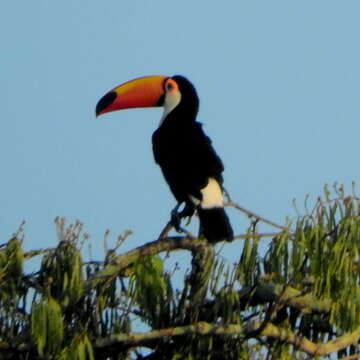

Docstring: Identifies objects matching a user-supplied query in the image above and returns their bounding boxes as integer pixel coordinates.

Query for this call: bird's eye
[165,79,178,92]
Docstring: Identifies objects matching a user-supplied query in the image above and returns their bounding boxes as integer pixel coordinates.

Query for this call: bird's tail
[198,207,233,243]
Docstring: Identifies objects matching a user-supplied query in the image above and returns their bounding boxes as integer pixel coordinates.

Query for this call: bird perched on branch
[96,75,233,243]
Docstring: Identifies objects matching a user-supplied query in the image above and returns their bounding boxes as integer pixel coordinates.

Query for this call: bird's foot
[170,208,183,233]
[170,203,195,233]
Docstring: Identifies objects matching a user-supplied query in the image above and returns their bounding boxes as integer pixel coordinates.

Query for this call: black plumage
[152,76,233,242]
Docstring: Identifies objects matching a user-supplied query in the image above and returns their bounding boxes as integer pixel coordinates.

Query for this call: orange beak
[96,75,168,117]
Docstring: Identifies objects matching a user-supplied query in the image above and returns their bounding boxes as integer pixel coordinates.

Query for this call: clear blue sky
[1,2,360,264]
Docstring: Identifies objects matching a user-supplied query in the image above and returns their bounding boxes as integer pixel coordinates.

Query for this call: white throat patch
[159,90,182,126]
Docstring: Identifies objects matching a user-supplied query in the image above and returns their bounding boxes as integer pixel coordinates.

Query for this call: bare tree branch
[338,354,360,360]
[94,320,360,357]
[88,231,288,288]
[226,201,290,231]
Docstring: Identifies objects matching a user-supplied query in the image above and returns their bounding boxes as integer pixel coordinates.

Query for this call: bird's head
[96,75,199,119]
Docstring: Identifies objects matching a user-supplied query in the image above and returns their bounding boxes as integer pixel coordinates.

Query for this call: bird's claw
[170,203,195,233]
[170,209,183,232]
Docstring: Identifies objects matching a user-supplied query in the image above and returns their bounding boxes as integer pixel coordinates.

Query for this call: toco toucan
[96,75,233,242]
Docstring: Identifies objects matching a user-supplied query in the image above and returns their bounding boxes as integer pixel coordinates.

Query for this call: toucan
[96,75,233,242]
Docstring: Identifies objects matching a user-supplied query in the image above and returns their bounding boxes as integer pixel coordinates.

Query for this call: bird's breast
[152,125,186,164]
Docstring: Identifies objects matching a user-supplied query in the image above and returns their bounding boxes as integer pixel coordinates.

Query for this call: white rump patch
[200,178,224,209]
[189,178,224,209]
[159,90,181,126]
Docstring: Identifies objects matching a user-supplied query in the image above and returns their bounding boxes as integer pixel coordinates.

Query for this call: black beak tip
[95,91,117,117]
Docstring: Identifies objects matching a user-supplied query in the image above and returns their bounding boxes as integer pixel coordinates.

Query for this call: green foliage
[237,227,260,285]
[59,333,94,360]
[0,230,26,349]
[31,297,64,357]
[39,234,84,307]
[0,236,24,300]
[130,254,168,328]
[263,186,360,333]
[1,185,360,359]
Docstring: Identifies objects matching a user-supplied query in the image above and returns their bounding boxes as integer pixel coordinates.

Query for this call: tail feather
[198,207,233,243]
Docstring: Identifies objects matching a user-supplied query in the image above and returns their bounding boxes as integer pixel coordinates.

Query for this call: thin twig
[24,248,54,259]
[226,201,289,231]
[234,231,290,240]
[157,221,173,240]
[339,353,360,360]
